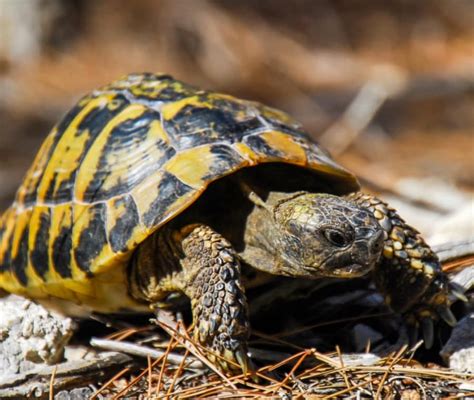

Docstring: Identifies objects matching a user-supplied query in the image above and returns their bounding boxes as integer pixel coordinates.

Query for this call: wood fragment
[90,337,204,369]
[48,365,57,400]
[0,352,132,399]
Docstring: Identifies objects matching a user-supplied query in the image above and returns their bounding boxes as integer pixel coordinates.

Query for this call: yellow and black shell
[0,73,359,314]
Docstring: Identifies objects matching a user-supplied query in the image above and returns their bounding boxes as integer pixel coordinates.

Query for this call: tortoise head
[270,193,384,278]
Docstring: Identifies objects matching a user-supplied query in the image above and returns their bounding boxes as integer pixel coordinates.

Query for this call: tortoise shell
[0,73,358,313]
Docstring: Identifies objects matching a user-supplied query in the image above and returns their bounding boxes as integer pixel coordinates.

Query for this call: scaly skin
[130,189,454,374]
[180,225,250,373]
[130,224,250,373]
[347,193,447,311]
[346,192,453,345]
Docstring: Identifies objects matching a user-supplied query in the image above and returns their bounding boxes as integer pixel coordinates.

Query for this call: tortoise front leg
[130,223,251,373]
[346,192,455,346]
[175,224,251,373]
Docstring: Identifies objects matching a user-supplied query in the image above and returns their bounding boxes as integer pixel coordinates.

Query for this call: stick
[90,337,203,369]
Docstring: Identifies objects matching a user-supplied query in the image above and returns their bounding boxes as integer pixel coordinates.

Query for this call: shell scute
[36,94,128,206]
[29,206,51,280]
[8,209,32,287]
[163,94,265,151]
[107,195,141,254]
[50,205,73,279]
[141,171,194,228]
[103,73,198,103]
[73,202,109,275]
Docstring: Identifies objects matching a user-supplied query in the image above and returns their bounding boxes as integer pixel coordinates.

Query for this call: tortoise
[0,73,457,373]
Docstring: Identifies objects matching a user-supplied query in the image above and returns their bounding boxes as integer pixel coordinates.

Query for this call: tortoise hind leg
[130,223,251,374]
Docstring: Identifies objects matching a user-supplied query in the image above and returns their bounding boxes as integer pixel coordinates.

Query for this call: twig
[154,318,239,389]
[264,350,310,372]
[90,367,131,400]
[112,355,165,399]
[322,380,372,399]
[336,345,351,390]
[105,326,153,341]
[49,365,57,400]
[434,239,474,263]
[274,349,311,390]
[166,348,190,397]
[90,337,203,369]
[403,340,424,367]
[375,345,408,399]
[147,356,152,399]
[156,332,178,393]
[388,375,427,399]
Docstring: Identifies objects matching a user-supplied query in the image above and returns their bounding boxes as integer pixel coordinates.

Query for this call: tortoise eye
[323,229,349,247]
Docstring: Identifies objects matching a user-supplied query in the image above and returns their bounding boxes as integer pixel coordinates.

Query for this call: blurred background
[0,0,473,240]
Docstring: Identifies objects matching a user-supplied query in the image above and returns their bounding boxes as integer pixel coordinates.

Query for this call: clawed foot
[179,224,253,375]
[404,276,466,348]
[194,313,251,374]
[190,261,252,374]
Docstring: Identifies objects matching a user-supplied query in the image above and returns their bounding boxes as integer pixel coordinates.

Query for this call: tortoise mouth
[328,263,373,278]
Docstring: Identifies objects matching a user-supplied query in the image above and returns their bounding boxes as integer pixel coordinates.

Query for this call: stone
[55,387,94,400]
[0,294,75,379]
[440,313,474,373]
[329,352,381,367]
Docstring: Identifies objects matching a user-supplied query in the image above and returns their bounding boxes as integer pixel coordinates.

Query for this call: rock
[0,352,133,398]
[449,266,474,295]
[447,348,474,374]
[440,313,474,372]
[0,294,75,379]
[55,387,94,400]
[329,353,381,367]
[64,345,98,362]
[459,382,474,393]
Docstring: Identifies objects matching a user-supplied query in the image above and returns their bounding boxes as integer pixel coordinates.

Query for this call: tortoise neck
[243,191,307,255]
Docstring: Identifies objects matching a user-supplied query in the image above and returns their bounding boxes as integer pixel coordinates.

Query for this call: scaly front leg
[178,224,250,373]
[347,192,457,346]
[129,223,251,374]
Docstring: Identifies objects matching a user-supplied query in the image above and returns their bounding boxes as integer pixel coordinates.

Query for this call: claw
[235,348,260,382]
[448,282,468,302]
[235,348,250,375]
[452,289,468,303]
[437,306,457,327]
[421,318,434,348]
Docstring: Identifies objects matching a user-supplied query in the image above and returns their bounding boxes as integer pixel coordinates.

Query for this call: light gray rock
[440,313,474,373]
[54,387,94,400]
[447,348,474,374]
[329,352,381,367]
[450,266,474,295]
[0,294,75,379]
[0,352,133,398]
